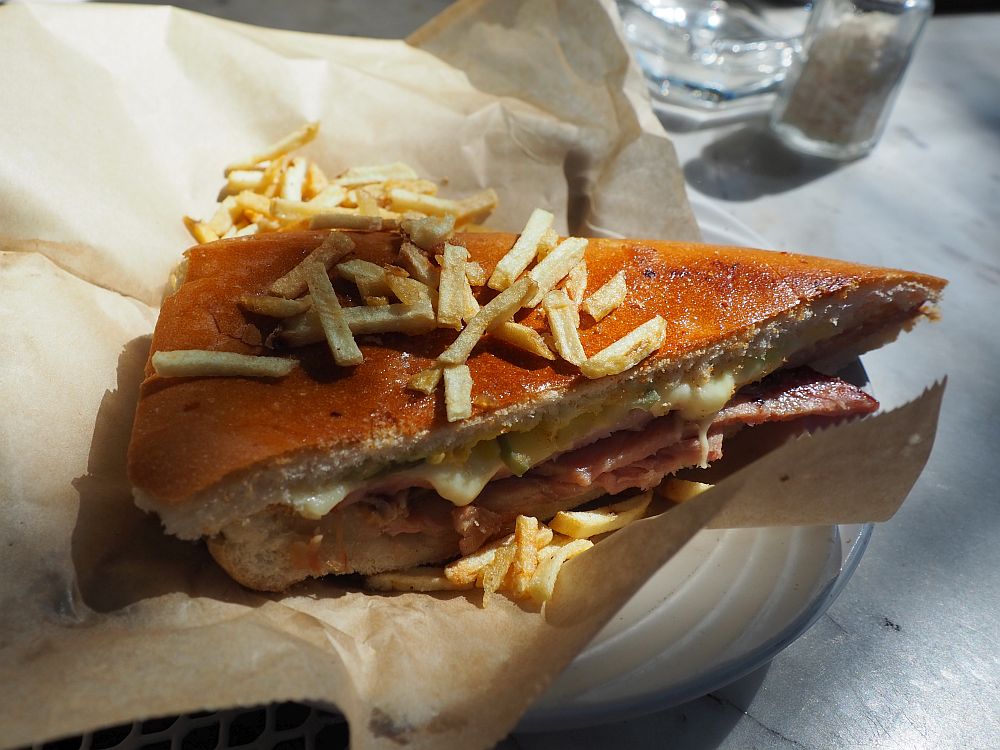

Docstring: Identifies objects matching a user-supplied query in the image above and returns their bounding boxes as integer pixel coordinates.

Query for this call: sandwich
[127,224,944,592]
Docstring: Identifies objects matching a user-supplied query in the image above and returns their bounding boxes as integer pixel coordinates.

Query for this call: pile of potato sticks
[183,121,497,243]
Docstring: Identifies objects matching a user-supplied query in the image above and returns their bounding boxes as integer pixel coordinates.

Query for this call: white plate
[519,196,872,731]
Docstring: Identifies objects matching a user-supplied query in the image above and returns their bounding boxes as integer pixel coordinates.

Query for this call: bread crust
[127,230,944,515]
[206,499,460,592]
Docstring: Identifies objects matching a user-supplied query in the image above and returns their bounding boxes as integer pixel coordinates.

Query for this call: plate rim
[519,524,873,731]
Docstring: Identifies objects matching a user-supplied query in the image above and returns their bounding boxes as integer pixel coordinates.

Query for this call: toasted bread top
[127,230,944,504]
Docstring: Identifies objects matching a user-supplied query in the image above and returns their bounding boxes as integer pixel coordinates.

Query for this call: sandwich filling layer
[287,365,740,519]
[227,366,876,565]
[127,230,944,590]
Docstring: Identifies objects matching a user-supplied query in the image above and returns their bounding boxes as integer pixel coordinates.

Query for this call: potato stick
[279,156,308,201]
[257,154,291,198]
[304,262,363,367]
[365,567,472,592]
[183,216,219,244]
[541,532,586,552]
[488,208,554,291]
[360,182,385,199]
[455,189,499,226]
[491,321,556,360]
[225,121,319,173]
[461,276,480,323]
[437,243,469,330]
[465,261,487,287]
[304,161,329,198]
[401,214,455,251]
[342,299,435,334]
[526,538,594,603]
[332,162,419,188]
[388,187,461,217]
[536,227,560,260]
[235,190,271,215]
[384,178,438,195]
[353,187,379,216]
[364,296,389,307]
[240,294,311,318]
[510,515,540,598]
[525,237,588,307]
[376,211,402,231]
[386,275,433,306]
[234,223,259,237]
[445,533,517,585]
[280,219,312,232]
[336,259,391,297]
[579,315,667,379]
[280,300,435,343]
[272,197,351,220]
[309,212,384,231]
[536,525,554,548]
[406,366,442,395]
[263,154,295,181]
[275,311,323,347]
[437,277,537,365]
[345,189,369,208]
[543,290,587,366]
[446,524,555,587]
[399,242,440,288]
[480,543,516,607]
[564,260,588,306]
[307,184,347,207]
[443,364,473,422]
[582,270,627,322]
[659,478,713,503]
[549,492,652,538]
[269,231,355,299]
[206,195,240,236]
[256,215,282,232]
[152,350,296,378]
[224,169,264,195]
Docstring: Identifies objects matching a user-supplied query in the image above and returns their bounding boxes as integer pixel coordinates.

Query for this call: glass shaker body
[770,0,932,160]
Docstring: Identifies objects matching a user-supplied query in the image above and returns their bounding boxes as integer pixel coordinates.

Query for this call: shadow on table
[506,665,772,750]
[683,124,843,201]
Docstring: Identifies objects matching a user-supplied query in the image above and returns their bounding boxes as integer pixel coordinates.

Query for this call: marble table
[94,3,1000,747]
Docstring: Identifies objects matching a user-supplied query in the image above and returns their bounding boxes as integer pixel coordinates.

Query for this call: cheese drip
[290,441,504,518]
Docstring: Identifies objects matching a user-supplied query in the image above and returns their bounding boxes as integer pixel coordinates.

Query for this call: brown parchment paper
[0,2,942,749]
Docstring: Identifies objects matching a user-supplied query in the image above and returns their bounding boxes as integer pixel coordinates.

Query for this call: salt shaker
[770,0,932,160]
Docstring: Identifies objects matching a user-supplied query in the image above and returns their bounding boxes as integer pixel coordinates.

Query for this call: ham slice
[354,367,877,551]
[713,367,878,429]
[451,368,875,548]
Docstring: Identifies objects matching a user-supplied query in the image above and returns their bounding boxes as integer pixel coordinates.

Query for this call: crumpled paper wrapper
[0,2,942,749]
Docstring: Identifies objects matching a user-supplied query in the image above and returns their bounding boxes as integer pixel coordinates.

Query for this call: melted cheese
[411,440,504,506]
[696,418,713,469]
[289,440,504,518]
[661,371,736,420]
[288,370,739,519]
[292,481,359,520]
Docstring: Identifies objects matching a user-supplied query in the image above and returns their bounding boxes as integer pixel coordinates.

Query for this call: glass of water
[617,0,803,113]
